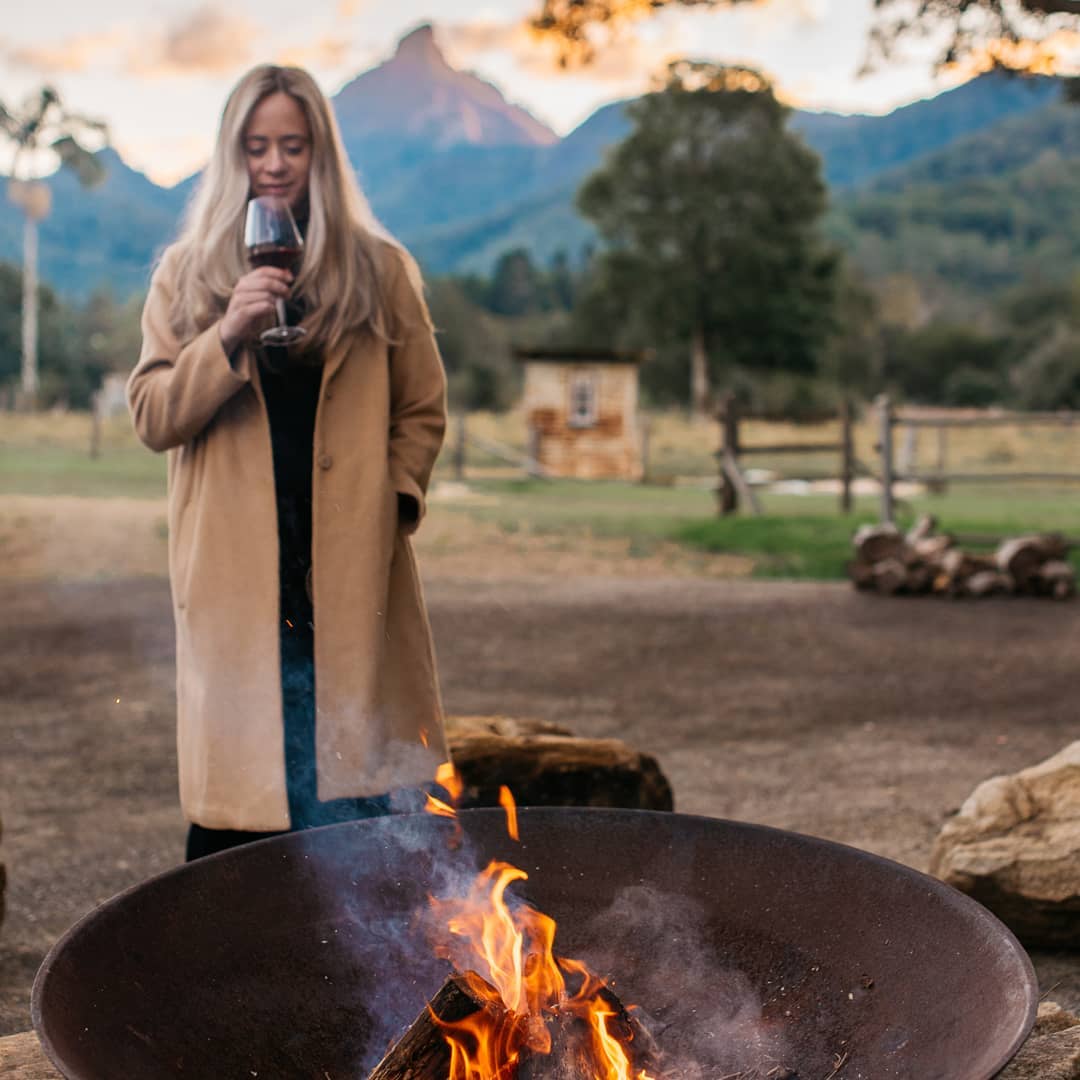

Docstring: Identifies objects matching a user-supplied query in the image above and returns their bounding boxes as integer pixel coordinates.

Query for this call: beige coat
[128,239,449,831]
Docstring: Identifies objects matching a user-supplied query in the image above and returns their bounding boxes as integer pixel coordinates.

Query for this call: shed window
[568,372,598,429]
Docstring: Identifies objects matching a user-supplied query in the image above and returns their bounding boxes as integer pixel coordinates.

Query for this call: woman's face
[243,91,312,212]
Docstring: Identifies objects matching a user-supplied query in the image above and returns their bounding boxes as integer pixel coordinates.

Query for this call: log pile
[849,517,1076,599]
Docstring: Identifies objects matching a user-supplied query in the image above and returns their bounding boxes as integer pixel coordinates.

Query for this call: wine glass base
[259,326,308,346]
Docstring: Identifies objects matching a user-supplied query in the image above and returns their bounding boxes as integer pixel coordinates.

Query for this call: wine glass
[244,196,307,346]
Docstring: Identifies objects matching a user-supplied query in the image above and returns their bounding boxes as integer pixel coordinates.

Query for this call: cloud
[135,6,260,76]
[276,35,356,71]
[7,29,130,74]
[7,7,259,80]
[442,15,688,87]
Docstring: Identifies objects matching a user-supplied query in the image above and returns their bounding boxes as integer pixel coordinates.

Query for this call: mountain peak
[393,23,449,70]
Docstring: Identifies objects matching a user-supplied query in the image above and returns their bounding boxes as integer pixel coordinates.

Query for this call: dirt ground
[2,497,1080,1039]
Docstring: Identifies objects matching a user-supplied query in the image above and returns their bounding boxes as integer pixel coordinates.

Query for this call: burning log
[370,970,664,1080]
[849,517,1075,599]
[367,972,512,1080]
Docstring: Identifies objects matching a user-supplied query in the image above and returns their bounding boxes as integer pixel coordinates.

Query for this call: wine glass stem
[275,298,288,330]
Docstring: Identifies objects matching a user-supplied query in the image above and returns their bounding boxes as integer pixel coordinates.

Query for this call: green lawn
[3,410,1079,579]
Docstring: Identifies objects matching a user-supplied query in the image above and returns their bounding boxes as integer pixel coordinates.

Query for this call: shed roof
[513,346,646,365]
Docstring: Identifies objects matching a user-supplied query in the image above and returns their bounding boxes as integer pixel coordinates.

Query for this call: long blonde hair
[168,64,401,353]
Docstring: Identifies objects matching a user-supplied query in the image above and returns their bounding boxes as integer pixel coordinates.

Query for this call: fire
[425,770,657,1079]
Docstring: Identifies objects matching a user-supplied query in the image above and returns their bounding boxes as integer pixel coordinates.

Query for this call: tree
[575,62,837,415]
[532,0,1080,78]
[1,86,107,408]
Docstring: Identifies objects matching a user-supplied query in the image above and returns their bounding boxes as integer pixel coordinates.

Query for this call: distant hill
[829,102,1080,294]
[0,23,1069,297]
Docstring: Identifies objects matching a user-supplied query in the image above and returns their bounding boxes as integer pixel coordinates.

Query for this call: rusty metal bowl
[33,809,1036,1079]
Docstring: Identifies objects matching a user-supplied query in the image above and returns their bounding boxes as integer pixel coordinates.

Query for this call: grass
[4,408,1080,579]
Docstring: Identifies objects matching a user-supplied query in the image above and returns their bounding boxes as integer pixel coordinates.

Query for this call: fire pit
[33,809,1035,1079]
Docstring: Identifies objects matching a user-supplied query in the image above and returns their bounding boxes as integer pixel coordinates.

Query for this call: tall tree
[532,0,1080,77]
[576,62,837,415]
[1,86,107,408]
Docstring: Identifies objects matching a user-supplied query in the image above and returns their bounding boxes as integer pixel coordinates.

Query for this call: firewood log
[853,523,904,564]
[906,514,938,545]
[905,563,936,594]
[872,557,908,595]
[965,570,1011,598]
[996,534,1070,590]
[911,534,954,564]
[368,972,509,1080]
[1038,560,1076,601]
[847,559,876,590]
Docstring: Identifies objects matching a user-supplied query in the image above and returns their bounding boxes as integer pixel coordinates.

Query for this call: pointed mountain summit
[332,22,557,150]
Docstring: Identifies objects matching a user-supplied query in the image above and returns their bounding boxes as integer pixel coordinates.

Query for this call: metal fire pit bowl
[33,809,1036,1079]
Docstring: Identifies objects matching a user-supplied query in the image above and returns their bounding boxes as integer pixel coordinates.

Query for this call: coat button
[318,453,333,470]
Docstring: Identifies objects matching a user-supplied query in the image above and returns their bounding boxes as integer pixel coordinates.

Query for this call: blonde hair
[168,64,406,353]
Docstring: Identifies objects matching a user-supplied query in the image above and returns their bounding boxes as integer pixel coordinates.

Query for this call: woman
[128,64,449,860]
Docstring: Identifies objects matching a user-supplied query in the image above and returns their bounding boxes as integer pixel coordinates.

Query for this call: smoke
[574,886,796,1078]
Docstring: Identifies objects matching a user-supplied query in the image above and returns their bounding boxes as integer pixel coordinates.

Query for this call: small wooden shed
[515,347,644,481]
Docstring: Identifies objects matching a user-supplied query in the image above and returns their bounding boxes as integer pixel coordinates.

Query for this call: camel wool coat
[128,239,449,831]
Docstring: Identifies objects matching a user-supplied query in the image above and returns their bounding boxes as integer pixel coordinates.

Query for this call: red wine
[249,243,301,273]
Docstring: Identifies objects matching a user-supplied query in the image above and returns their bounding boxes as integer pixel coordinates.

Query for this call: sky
[1,0,968,186]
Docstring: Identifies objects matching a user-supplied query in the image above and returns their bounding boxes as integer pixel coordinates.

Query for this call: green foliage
[574,61,839,404]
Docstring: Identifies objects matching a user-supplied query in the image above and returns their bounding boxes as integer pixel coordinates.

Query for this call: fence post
[877,394,895,524]
[932,423,949,494]
[639,414,651,484]
[453,412,466,481]
[89,389,103,460]
[840,399,854,514]
[717,391,739,516]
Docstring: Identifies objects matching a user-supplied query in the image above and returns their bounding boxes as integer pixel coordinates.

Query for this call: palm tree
[1,87,108,409]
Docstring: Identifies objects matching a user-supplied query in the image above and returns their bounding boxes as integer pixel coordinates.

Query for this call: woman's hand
[218,267,293,356]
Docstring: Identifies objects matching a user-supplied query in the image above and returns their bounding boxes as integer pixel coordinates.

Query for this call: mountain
[790,72,1061,188]
[0,25,1070,298]
[334,24,557,151]
[828,102,1080,294]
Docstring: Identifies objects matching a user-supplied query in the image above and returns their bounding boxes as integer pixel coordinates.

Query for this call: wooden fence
[876,396,1080,524]
[715,392,857,516]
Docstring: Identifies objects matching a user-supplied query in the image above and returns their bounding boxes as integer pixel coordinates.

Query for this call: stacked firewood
[849,516,1076,599]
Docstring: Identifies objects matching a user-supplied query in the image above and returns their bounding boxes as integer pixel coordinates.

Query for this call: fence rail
[715,393,856,516]
[877,396,1080,523]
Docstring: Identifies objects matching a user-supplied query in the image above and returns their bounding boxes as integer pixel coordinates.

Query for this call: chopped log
[853,523,904,564]
[448,732,673,812]
[368,972,509,1080]
[906,514,938,545]
[965,570,1012,598]
[1038,560,1076,601]
[996,534,1070,589]
[847,559,877,591]
[872,557,908,595]
[905,562,936,594]
[0,1032,61,1079]
[911,534,954,563]
[518,983,664,1080]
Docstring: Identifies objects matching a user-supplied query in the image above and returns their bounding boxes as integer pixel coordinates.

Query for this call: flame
[498,785,519,841]
[426,761,464,820]
[424,765,656,1077]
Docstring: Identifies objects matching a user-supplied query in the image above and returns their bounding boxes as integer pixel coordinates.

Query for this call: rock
[0,811,5,936]
[999,1001,1080,1079]
[930,742,1080,948]
[444,715,673,812]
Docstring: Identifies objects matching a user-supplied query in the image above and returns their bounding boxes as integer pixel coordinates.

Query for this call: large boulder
[930,742,1080,948]
[1000,1002,1080,1079]
[444,714,674,812]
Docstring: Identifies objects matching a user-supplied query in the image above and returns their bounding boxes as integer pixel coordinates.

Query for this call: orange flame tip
[498,786,519,841]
